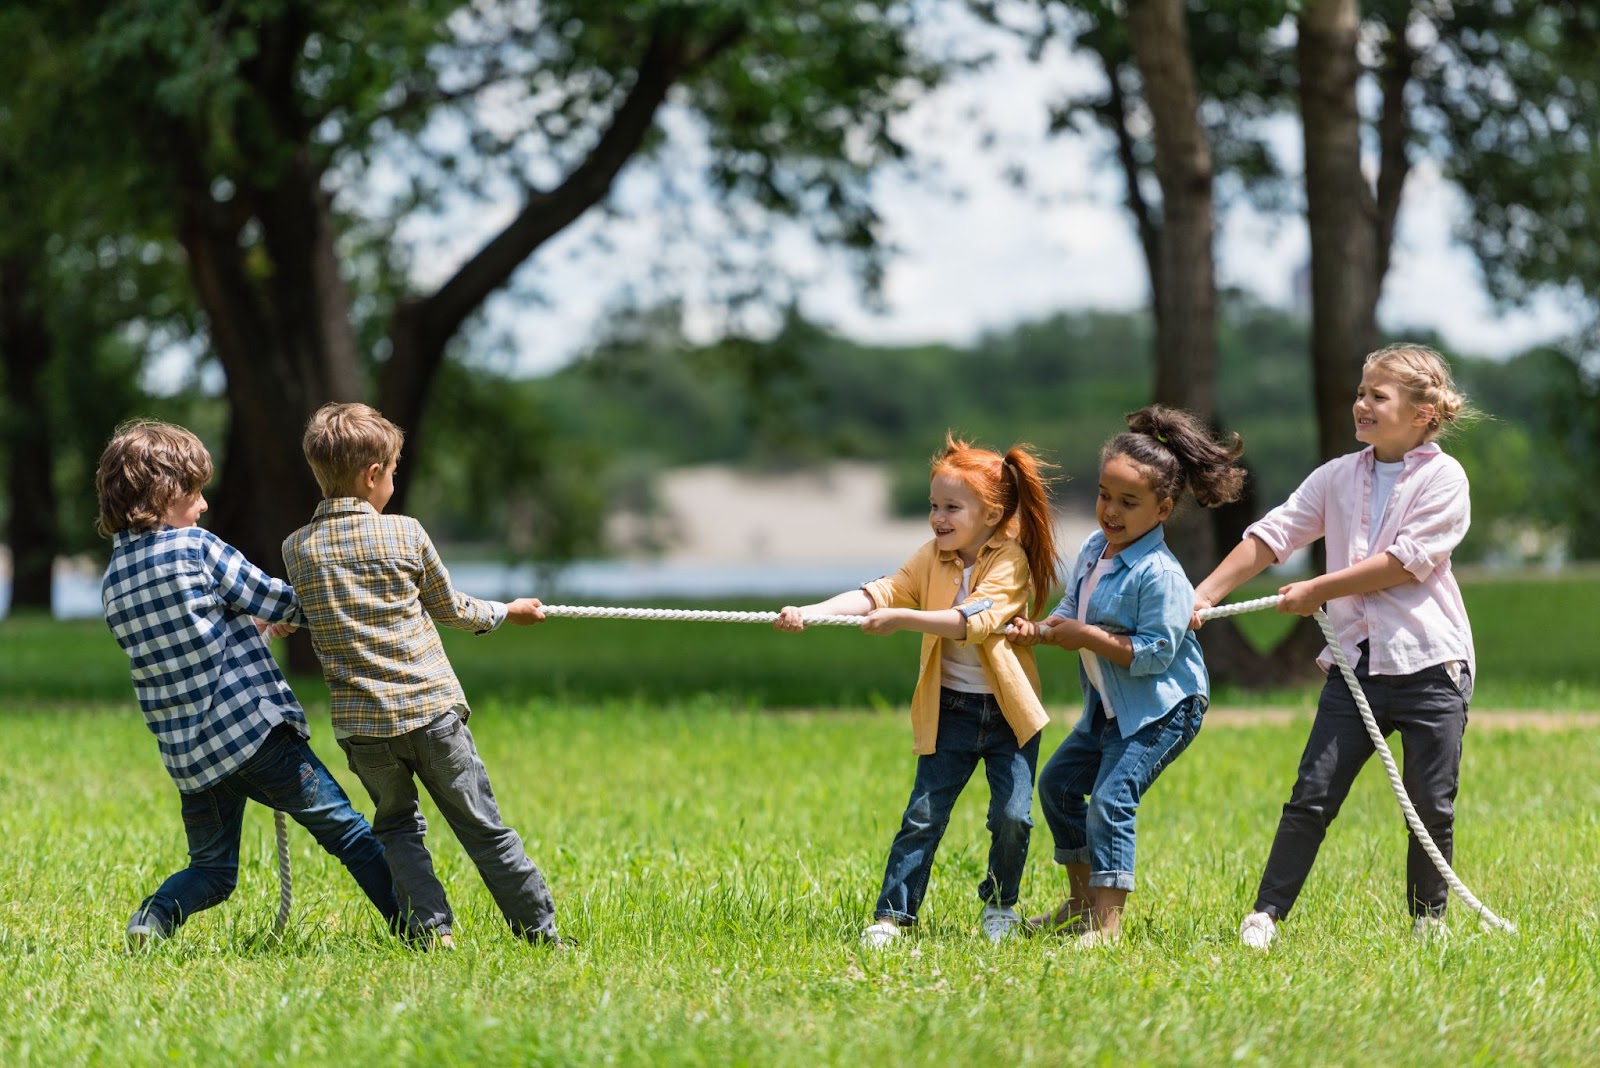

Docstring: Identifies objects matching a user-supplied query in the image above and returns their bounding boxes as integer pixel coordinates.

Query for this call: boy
[281,402,559,948]
[96,419,399,948]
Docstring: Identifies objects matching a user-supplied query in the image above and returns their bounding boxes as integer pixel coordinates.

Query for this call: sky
[404,12,1585,382]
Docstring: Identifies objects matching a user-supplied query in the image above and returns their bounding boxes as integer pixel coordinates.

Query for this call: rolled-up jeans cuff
[1090,870,1135,892]
[1054,846,1090,866]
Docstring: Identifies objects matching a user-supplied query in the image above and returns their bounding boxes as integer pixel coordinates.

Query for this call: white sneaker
[980,905,1023,943]
[1412,914,1449,944]
[126,908,168,950]
[1239,910,1276,950]
[860,920,902,948]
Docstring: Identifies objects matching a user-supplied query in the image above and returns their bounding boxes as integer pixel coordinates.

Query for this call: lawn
[2,572,1598,1065]
[2,699,1598,1065]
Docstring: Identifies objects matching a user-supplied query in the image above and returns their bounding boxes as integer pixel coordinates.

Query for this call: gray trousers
[339,708,557,941]
[1254,645,1471,921]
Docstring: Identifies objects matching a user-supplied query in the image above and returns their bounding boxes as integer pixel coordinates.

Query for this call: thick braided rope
[273,809,292,937]
[1197,595,1515,933]
[541,605,865,626]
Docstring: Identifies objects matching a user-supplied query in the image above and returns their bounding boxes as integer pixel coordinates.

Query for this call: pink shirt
[1243,443,1475,678]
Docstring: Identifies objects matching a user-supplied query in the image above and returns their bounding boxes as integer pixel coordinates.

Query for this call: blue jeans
[874,689,1041,925]
[139,724,398,934]
[338,709,558,942]
[1038,694,1204,892]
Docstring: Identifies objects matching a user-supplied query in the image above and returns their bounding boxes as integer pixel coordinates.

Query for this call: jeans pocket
[253,735,319,810]
[423,713,474,776]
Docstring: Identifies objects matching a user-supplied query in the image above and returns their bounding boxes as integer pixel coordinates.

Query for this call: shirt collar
[1084,523,1167,569]
[934,530,1012,564]
[1360,441,1440,468]
[314,496,381,519]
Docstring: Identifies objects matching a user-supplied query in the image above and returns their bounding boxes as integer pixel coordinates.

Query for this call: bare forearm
[1071,626,1133,667]
[799,589,876,617]
[892,608,967,640]
[1195,535,1277,605]
[1308,552,1416,601]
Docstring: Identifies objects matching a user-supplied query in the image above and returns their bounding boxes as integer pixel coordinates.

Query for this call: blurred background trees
[3,0,1597,686]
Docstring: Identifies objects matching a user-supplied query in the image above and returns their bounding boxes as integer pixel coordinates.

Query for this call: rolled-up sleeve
[1388,466,1470,581]
[1244,460,1333,563]
[1127,567,1193,676]
[958,548,1032,645]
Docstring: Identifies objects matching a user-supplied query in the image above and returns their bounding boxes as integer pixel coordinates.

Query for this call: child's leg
[136,783,247,935]
[1081,696,1204,933]
[1037,713,1108,870]
[410,710,558,942]
[338,728,455,938]
[232,725,399,928]
[977,700,1042,910]
[1253,664,1388,920]
[1391,664,1470,918]
[873,689,987,925]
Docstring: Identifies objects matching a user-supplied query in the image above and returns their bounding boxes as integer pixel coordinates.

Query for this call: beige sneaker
[1026,901,1090,935]
[1077,927,1122,949]
[1412,915,1449,944]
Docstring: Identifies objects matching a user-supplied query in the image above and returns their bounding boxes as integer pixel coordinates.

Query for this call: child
[96,419,400,947]
[1009,405,1246,947]
[1191,343,1476,949]
[280,402,559,949]
[775,433,1059,947]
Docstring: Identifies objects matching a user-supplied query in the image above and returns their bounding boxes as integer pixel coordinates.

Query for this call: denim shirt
[1051,525,1209,738]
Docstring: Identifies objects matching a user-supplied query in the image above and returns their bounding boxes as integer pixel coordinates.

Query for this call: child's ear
[1157,496,1175,522]
[362,461,383,488]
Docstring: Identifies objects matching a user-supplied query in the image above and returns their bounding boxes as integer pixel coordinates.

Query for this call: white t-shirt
[1077,558,1117,718]
[1370,458,1405,541]
[940,564,991,693]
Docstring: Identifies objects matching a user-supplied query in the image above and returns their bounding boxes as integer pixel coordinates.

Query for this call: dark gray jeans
[338,708,557,942]
[1254,644,1471,921]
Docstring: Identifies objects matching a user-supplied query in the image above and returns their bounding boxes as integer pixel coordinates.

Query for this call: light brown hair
[95,420,213,537]
[931,433,1060,618]
[302,402,405,498]
[1364,343,1478,441]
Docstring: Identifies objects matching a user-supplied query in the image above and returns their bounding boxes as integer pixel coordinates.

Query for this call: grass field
[3,573,1599,1064]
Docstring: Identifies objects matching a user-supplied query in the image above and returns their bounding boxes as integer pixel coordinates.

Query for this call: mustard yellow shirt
[863,534,1048,755]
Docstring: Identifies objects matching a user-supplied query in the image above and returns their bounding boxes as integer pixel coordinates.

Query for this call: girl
[775,433,1058,948]
[1010,405,1246,947]
[1191,343,1476,949]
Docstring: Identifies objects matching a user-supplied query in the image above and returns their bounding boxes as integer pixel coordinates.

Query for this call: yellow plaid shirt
[282,498,505,737]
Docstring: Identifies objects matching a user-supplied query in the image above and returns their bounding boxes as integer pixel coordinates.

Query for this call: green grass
[2,698,1599,1065]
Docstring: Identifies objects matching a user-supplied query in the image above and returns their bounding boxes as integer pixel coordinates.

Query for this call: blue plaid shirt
[102,526,308,793]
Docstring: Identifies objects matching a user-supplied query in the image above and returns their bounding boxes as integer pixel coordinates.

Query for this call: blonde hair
[1364,343,1477,440]
[302,402,405,498]
[930,433,1060,617]
[95,420,213,537]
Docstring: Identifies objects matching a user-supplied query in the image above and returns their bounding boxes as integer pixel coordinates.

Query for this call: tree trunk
[0,253,60,613]
[1300,0,1382,462]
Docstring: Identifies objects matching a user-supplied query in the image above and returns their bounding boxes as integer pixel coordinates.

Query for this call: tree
[17,0,943,612]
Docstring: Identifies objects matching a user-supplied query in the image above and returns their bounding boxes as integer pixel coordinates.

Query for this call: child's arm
[861,606,965,639]
[1006,615,1067,646]
[1276,552,1416,616]
[1040,618,1133,666]
[1191,534,1277,626]
[774,589,874,632]
[203,533,306,628]
[415,524,507,633]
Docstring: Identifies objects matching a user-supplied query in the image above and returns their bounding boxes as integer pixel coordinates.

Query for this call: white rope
[273,809,292,937]
[1198,594,1514,933]
[540,605,866,626]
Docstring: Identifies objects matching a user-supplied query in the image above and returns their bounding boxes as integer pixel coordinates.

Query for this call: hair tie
[1155,432,1168,444]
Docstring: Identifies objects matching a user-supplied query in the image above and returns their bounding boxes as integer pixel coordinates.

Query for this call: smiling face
[1353,367,1432,462]
[929,472,1003,566]
[1095,454,1172,556]
[159,490,208,530]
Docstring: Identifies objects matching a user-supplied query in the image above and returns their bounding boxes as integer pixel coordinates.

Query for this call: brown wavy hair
[95,420,213,536]
[931,432,1060,617]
